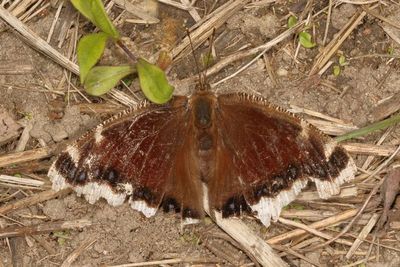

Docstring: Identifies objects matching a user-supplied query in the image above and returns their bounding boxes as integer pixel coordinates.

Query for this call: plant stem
[335,113,400,142]
[116,40,137,63]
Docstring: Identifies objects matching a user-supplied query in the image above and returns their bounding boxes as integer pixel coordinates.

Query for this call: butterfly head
[195,80,211,92]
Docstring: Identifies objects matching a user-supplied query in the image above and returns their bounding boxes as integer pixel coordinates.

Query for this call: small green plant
[298,31,316,48]
[387,46,394,56]
[333,54,347,76]
[287,16,316,49]
[53,231,70,246]
[71,0,173,104]
[333,65,341,76]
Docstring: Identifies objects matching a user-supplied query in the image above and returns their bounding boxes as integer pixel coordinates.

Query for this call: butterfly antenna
[203,28,216,86]
[186,29,204,89]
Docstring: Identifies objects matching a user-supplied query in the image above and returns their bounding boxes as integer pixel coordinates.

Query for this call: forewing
[215,93,356,226]
[48,96,189,217]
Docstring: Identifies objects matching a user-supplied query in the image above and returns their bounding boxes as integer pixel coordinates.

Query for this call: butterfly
[48,85,356,227]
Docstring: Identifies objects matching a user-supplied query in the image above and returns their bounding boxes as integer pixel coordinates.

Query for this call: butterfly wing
[48,96,191,218]
[213,92,356,226]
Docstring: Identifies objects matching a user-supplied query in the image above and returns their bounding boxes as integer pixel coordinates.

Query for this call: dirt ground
[1,0,400,266]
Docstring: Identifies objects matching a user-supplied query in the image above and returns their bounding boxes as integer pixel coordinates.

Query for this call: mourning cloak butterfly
[48,87,356,226]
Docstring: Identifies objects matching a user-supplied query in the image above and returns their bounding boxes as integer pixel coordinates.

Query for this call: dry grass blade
[210,211,288,267]
[0,174,46,189]
[107,257,219,267]
[171,0,250,60]
[267,209,358,244]
[60,238,96,267]
[0,6,79,74]
[0,219,92,238]
[345,213,380,259]
[363,5,400,30]
[205,239,246,266]
[306,118,358,136]
[297,186,357,202]
[0,189,71,215]
[274,245,322,267]
[289,105,350,124]
[278,217,353,246]
[0,147,52,168]
[309,145,400,250]
[369,92,400,122]
[343,143,400,158]
[0,63,33,75]
[0,6,136,106]
[309,10,367,75]
[205,24,300,81]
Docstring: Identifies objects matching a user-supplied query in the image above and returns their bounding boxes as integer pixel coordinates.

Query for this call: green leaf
[288,16,297,29]
[77,32,109,83]
[84,66,135,96]
[387,46,394,56]
[338,55,346,66]
[335,113,400,142]
[333,65,341,76]
[299,31,316,48]
[70,0,95,22]
[90,0,119,38]
[136,58,174,104]
[70,0,119,39]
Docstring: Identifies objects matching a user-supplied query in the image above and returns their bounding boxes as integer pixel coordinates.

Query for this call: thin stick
[322,0,332,46]
[343,143,400,158]
[0,6,135,106]
[0,147,52,168]
[309,10,367,75]
[211,47,269,87]
[171,0,250,60]
[209,211,288,266]
[107,257,219,267]
[61,238,96,267]
[0,189,71,215]
[278,217,353,246]
[345,213,380,259]
[0,219,91,238]
[289,104,349,124]
[0,6,79,75]
[274,245,322,267]
[0,175,45,188]
[46,0,63,43]
[204,24,300,80]
[267,209,358,244]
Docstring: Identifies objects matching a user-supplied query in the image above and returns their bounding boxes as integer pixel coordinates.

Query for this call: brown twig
[309,10,367,75]
[209,211,288,266]
[0,147,52,168]
[0,219,92,238]
[267,209,358,244]
[107,257,220,267]
[345,213,380,259]
[0,189,71,215]
[60,238,97,267]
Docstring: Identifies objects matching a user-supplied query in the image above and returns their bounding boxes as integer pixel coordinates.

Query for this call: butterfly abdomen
[191,94,218,185]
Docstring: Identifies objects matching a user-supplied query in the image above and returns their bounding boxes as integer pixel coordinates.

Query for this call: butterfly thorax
[190,90,217,184]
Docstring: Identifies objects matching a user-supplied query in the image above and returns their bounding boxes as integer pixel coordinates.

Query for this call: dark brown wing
[213,92,356,226]
[48,96,192,218]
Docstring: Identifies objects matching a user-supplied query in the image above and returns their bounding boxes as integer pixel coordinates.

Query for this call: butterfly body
[49,88,356,226]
